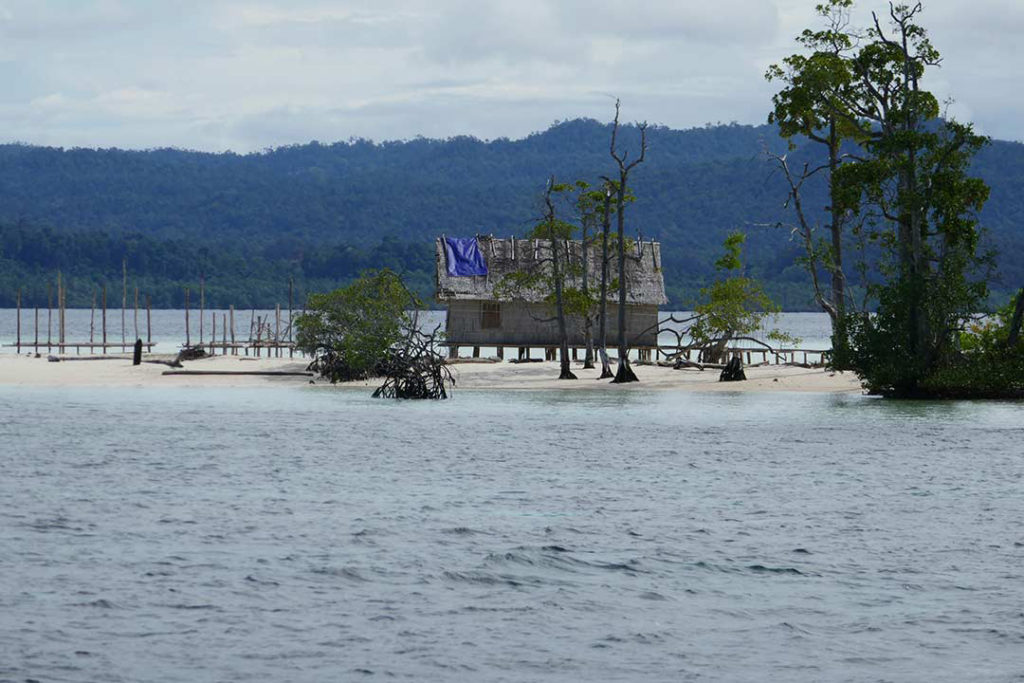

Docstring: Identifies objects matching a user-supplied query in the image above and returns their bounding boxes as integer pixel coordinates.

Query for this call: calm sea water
[2,385,1023,681]
[0,309,834,355]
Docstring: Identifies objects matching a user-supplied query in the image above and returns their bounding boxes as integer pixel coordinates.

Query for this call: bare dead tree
[767,150,841,321]
[606,99,647,384]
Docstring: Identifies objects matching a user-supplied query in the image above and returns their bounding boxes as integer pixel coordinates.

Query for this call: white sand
[0,352,863,394]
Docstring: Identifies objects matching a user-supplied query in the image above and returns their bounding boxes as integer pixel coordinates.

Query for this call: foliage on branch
[689,232,794,362]
[294,269,415,382]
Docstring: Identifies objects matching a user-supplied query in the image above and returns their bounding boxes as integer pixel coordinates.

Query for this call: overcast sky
[1,0,1021,152]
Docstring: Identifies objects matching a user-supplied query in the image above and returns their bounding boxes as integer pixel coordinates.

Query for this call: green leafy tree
[572,180,601,369]
[496,178,580,380]
[294,269,416,382]
[914,289,1024,398]
[829,3,991,395]
[766,0,864,357]
[690,232,793,363]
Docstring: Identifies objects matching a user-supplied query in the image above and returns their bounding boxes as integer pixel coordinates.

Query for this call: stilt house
[436,236,667,357]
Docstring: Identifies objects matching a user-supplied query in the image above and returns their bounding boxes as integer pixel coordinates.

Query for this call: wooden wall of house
[444,300,659,346]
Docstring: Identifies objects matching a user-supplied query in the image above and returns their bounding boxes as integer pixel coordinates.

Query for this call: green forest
[1,118,1021,309]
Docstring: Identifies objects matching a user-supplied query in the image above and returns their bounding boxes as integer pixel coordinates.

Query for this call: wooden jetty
[443,342,827,367]
[6,282,156,355]
[6,276,304,359]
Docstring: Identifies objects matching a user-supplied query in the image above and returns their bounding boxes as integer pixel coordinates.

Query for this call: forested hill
[1,118,1022,308]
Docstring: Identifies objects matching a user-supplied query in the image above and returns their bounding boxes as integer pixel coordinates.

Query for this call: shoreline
[0,353,864,394]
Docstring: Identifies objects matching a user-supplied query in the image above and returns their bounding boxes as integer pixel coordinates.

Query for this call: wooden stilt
[15,288,21,354]
[211,313,216,355]
[230,305,235,355]
[34,306,39,354]
[102,285,107,354]
[185,287,191,347]
[222,313,227,354]
[199,276,204,345]
[56,271,62,350]
[472,346,480,358]
[256,316,262,357]
[90,290,96,352]
[63,277,68,351]
[497,346,504,360]
[275,304,281,357]
[146,295,152,347]
[134,286,139,342]
[47,282,53,350]
[121,259,127,349]
[288,278,294,358]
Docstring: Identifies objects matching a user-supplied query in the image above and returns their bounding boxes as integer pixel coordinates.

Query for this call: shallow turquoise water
[2,386,1022,681]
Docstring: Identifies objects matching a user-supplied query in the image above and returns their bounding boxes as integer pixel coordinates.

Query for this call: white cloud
[0,0,1018,150]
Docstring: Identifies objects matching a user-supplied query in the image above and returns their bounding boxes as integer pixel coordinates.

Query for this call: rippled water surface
[2,386,1023,681]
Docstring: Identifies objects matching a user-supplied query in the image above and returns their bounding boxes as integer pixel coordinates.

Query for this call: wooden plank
[161,370,314,377]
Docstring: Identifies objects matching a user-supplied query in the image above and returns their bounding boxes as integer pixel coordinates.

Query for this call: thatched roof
[435,236,667,305]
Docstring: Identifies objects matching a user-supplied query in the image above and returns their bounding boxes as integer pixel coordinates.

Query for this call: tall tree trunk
[545,178,576,380]
[550,232,577,380]
[597,189,614,378]
[606,100,645,383]
[902,33,930,382]
[612,182,638,383]
[581,221,595,369]
[827,119,849,360]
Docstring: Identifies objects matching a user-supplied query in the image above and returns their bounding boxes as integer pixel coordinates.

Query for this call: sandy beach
[0,352,864,393]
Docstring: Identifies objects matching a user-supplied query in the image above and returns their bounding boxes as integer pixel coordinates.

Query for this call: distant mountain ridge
[1,119,1021,308]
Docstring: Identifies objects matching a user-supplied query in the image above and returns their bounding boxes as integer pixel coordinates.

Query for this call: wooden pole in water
[288,277,293,358]
[102,285,107,354]
[248,309,255,356]
[62,272,68,349]
[229,305,235,355]
[134,286,139,342]
[62,275,67,348]
[275,304,281,357]
[15,288,21,354]
[34,305,39,354]
[256,315,262,357]
[146,295,152,348]
[199,275,205,345]
[211,313,216,355]
[184,287,191,347]
[222,313,227,352]
[121,259,127,350]
[47,282,52,350]
[56,271,62,350]
[90,290,96,352]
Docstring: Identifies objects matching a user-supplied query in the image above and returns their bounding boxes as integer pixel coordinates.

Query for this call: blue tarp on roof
[444,237,488,277]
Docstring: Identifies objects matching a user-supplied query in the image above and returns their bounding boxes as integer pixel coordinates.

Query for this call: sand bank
[0,353,863,393]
